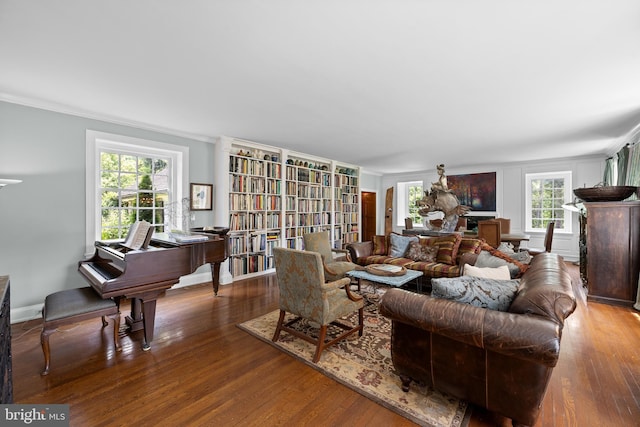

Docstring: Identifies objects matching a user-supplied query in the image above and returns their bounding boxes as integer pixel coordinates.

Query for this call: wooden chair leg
[40,328,54,376]
[110,312,122,351]
[313,325,328,363]
[272,310,286,342]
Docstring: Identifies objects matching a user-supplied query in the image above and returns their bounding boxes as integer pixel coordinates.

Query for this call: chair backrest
[455,217,468,231]
[478,220,502,248]
[302,230,333,262]
[495,218,511,234]
[273,247,325,317]
[404,217,413,230]
[544,221,555,252]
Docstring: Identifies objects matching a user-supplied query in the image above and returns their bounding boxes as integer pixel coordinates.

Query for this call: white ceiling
[2,1,640,174]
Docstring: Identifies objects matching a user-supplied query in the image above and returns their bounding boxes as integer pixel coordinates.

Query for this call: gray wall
[0,101,215,321]
[380,157,605,261]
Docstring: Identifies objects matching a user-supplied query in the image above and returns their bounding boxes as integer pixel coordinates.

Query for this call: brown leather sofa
[379,253,576,427]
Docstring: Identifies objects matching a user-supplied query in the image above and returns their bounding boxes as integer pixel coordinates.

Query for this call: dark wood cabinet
[585,201,640,306]
[0,276,12,403]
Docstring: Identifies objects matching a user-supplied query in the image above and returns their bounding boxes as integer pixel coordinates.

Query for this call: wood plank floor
[11,263,640,427]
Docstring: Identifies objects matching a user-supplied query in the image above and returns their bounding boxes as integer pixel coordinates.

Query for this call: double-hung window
[397,181,424,227]
[525,171,572,233]
[85,131,189,252]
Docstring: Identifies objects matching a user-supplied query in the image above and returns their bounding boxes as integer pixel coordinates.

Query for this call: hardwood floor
[11,263,640,427]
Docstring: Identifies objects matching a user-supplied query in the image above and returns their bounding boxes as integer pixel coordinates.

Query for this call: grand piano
[78,228,228,350]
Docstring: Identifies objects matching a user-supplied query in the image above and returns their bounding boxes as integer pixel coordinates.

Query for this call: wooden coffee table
[347,267,424,293]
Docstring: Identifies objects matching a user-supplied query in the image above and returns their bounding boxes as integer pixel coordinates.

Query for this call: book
[122,221,154,250]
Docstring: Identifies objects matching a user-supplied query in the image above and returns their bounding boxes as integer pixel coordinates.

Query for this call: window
[525,171,572,233]
[99,152,170,239]
[397,181,423,227]
[85,131,189,252]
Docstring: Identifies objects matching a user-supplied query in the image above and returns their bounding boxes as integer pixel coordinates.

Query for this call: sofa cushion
[407,261,461,278]
[431,276,521,311]
[389,233,418,257]
[464,264,511,280]
[372,235,389,256]
[406,241,438,262]
[428,234,463,265]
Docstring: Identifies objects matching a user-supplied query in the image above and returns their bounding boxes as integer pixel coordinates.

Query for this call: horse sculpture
[417,165,471,232]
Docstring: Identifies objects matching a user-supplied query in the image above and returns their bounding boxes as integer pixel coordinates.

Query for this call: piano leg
[210,262,221,296]
[140,300,157,351]
[125,296,159,351]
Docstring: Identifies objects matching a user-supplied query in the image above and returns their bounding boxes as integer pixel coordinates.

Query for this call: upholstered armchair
[302,231,359,281]
[272,247,364,363]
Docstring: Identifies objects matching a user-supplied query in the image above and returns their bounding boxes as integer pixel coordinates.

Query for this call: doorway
[361,191,377,243]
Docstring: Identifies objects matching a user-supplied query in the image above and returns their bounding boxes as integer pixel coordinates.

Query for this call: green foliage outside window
[530,177,564,230]
[100,152,170,240]
[407,184,423,226]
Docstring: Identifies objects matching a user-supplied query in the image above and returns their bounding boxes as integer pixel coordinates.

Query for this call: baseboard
[10,271,231,325]
[12,303,44,324]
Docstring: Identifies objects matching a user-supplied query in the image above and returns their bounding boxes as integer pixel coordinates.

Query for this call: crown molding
[0,92,216,143]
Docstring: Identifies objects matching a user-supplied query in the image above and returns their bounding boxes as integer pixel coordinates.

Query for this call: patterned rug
[237,289,471,427]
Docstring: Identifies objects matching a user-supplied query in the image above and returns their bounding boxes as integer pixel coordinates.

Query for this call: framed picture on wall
[190,183,213,211]
[447,172,496,211]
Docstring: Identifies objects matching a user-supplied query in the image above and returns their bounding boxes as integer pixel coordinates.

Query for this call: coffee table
[347,267,424,293]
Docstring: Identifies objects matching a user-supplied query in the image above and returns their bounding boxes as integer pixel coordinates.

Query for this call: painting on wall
[447,172,496,211]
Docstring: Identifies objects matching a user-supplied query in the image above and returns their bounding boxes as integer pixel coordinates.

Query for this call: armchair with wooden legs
[272,247,364,363]
[302,230,359,281]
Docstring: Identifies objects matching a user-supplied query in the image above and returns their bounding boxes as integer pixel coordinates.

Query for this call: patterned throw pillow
[477,242,529,277]
[456,238,484,263]
[431,276,521,311]
[389,233,418,258]
[431,234,463,265]
[406,241,438,262]
[372,235,389,255]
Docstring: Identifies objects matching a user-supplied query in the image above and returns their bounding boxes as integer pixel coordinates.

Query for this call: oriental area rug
[237,289,471,427]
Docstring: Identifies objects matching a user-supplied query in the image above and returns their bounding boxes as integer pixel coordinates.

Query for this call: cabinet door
[586,202,640,305]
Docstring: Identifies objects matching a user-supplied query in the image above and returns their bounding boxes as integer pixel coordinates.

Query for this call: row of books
[229,254,276,276]
[229,194,281,211]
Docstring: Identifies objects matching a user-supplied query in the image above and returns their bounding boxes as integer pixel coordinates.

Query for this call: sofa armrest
[346,241,373,264]
[458,252,478,269]
[379,288,562,366]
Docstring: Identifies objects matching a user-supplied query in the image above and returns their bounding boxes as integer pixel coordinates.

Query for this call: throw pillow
[389,233,418,258]
[431,234,463,265]
[372,235,389,255]
[455,238,484,264]
[406,241,438,262]
[431,276,521,312]
[464,264,511,280]
[480,242,530,274]
[475,250,520,278]
[496,242,532,264]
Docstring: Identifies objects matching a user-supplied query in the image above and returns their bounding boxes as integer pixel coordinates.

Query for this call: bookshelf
[224,138,360,279]
[334,166,360,248]
[228,148,282,277]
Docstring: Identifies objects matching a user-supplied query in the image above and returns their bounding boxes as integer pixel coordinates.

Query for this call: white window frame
[397,180,424,227]
[85,130,189,255]
[525,171,572,234]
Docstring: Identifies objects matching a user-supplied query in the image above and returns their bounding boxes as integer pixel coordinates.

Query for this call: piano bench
[40,287,122,376]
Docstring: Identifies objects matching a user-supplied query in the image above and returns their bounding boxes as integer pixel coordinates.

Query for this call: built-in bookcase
[228,148,282,277]
[284,157,333,249]
[224,138,360,279]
